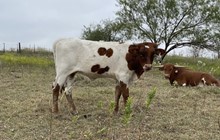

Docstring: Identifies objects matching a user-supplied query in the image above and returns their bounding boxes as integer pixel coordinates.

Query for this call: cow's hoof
[113,110,119,116]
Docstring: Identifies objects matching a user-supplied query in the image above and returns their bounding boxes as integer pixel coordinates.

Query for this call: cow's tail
[52,39,62,90]
[52,39,64,73]
[52,40,59,68]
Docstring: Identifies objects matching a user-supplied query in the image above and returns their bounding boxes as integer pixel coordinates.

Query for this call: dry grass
[0,64,220,140]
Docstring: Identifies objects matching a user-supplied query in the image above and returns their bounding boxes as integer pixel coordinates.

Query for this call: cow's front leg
[52,84,60,113]
[120,82,129,107]
[65,73,78,115]
[114,81,129,114]
[122,88,129,106]
[114,85,122,114]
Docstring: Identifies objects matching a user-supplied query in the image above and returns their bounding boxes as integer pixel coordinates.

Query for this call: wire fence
[0,42,52,53]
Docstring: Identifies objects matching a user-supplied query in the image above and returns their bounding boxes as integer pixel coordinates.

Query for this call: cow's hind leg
[66,94,78,115]
[52,84,60,113]
[65,73,78,115]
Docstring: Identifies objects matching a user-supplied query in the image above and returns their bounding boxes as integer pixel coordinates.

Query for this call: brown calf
[159,63,220,87]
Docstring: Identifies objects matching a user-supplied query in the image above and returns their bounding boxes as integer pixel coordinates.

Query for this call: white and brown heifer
[52,38,164,114]
[159,63,220,87]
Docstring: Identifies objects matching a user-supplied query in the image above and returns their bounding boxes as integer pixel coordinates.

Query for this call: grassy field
[0,52,220,140]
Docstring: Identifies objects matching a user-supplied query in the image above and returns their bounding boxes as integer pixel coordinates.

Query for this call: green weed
[96,127,107,135]
[146,87,157,109]
[97,101,104,109]
[109,101,115,113]
[122,97,133,124]
[72,115,80,123]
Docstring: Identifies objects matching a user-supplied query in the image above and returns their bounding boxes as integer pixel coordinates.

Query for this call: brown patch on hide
[98,47,113,57]
[98,47,107,56]
[91,64,100,72]
[97,66,110,74]
[106,48,113,57]
[91,64,109,74]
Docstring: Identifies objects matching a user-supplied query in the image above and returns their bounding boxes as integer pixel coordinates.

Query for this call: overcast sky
[0,0,118,49]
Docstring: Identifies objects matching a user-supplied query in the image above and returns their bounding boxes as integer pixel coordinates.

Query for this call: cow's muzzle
[143,64,152,71]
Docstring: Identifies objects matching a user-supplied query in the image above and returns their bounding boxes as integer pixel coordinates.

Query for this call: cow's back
[176,70,203,86]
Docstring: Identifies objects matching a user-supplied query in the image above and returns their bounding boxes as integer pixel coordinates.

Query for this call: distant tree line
[81,0,220,59]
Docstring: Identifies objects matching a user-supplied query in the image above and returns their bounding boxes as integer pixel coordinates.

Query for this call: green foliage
[146,87,157,109]
[81,19,122,41]
[0,53,53,67]
[116,0,220,57]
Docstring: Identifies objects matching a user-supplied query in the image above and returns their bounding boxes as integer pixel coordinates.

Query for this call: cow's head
[158,63,176,79]
[158,63,185,79]
[126,42,165,77]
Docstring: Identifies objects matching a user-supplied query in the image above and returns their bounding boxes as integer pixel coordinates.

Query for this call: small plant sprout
[146,87,157,109]
[122,97,133,124]
[96,127,107,135]
[109,101,115,113]
[72,115,80,123]
[125,97,132,114]
[97,101,103,109]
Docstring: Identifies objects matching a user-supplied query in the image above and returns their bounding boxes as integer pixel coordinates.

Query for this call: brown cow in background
[158,63,220,87]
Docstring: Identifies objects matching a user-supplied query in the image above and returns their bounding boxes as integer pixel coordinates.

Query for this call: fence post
[18,42,21,53]
[3,43,5,53]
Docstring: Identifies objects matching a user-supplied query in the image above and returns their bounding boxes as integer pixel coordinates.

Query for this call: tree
[81,19,123,41]
[206,30,220,58]
[116,0,220,59]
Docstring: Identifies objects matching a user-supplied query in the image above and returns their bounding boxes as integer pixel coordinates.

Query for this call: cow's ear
[155,49,165,56]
